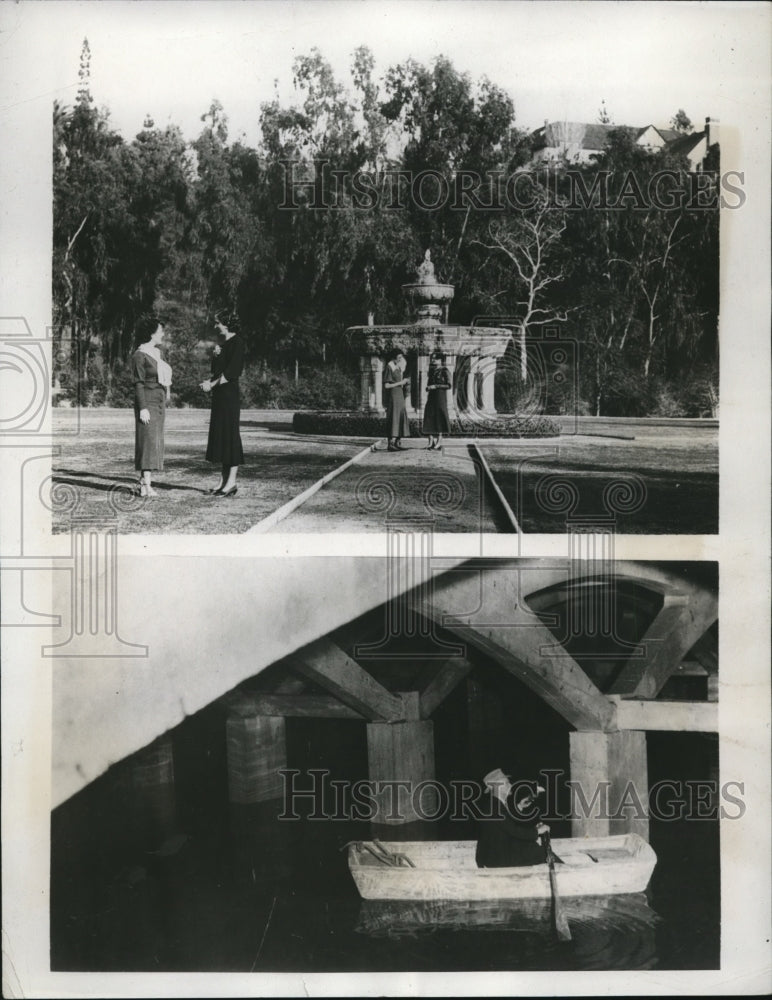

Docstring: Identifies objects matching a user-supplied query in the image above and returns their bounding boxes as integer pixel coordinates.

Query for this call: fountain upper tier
[400,248,455,326]
[351,249,511,357]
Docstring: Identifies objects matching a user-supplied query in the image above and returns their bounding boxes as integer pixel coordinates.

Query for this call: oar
[544,831,572,942]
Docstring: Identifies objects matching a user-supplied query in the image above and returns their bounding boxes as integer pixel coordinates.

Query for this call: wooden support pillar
[226,713,287,805]
[129,734,176,849]
[226,712,291,884]
[569,730,649,842]
[367,698,437,832]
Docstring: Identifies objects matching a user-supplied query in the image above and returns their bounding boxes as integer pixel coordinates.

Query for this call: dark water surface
[51,709,720,973]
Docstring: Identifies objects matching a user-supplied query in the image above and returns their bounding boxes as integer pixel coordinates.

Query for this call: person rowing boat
[475,766,550,869]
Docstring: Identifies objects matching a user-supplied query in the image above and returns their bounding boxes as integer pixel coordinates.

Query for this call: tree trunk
[519,322,527,382]
[595,348,602,415]
[643,305,656,378]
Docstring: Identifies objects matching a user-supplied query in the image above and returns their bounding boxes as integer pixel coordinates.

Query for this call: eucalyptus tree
[53,39,129,389]
[379,54,522,295]
[472,185,572,382]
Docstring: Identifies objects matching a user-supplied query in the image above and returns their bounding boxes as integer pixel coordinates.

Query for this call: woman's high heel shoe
[216,485,238,498]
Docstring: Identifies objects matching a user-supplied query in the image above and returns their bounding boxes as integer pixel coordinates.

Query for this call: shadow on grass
[53,472,210,495]
[496,470,718,534]
[240,419,297,433]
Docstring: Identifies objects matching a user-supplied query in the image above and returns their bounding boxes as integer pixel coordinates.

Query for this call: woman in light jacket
[384,349,411,451]
[132,316,172,498]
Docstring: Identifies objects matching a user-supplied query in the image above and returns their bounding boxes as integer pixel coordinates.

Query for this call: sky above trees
[4,0,761,145]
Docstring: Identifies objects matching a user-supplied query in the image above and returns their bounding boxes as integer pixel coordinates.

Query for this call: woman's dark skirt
[134,385,166,471]
[385,386,411,438]
[206,381,244,466]
[423,390,451,435]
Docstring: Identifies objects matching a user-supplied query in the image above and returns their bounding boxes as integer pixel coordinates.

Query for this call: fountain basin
[347,325,512,358]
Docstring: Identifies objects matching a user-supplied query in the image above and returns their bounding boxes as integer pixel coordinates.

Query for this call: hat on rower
[483,767,510,787]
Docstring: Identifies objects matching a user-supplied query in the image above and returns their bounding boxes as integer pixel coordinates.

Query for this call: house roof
[531,121,638,152]
[666,129,707,157]
[531,120,717,161]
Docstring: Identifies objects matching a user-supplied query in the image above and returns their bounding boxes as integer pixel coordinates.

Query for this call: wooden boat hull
[347,834,656,901]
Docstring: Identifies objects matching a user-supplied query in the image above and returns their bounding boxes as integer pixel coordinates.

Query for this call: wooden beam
[419,656,474,718]
[690,630,718,674]
[673,660,709,677]
[421,573,617,731]
[223,691,366,720]
[611,698,718,732]
[608,593,688,695]
[610,590,718,700]
[290,638,405,722]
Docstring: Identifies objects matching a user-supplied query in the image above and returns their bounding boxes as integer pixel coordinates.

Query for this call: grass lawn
[51,410,718,534]
[51,408,374,534]
[481,426,718,533]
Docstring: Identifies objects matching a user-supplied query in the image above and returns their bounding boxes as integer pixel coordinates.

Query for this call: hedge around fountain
[292,411,560,438]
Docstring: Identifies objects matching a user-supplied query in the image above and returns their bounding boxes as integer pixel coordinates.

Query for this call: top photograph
[48,2,724,536]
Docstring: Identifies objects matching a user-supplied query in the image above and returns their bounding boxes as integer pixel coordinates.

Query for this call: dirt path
[268,439,510,534]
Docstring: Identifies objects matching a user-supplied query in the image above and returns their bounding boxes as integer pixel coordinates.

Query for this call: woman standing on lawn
[201,312,245,497]
[132,316,172,498]
[384,350,411,451]
[423,351,452,450]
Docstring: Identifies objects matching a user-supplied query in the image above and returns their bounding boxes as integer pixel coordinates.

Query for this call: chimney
[705,116,719,148]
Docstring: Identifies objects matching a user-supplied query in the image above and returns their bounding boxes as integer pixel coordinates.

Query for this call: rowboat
[346,834,656,901]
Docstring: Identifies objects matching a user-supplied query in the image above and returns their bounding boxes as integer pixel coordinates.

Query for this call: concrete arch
[53,556,718,810]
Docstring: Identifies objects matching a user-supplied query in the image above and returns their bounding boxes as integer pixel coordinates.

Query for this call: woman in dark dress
[201,313,245,497]
[476,767,549,868]
[132,316,172,498]
[384,350,411,451]
[423,352,452,450]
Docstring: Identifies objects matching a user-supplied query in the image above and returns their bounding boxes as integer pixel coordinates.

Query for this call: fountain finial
[417,249,436,285]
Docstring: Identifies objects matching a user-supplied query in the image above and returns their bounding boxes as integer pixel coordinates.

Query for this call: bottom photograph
[50,555,720,973]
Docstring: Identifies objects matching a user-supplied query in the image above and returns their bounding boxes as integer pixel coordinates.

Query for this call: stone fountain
[349,250,511,419]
